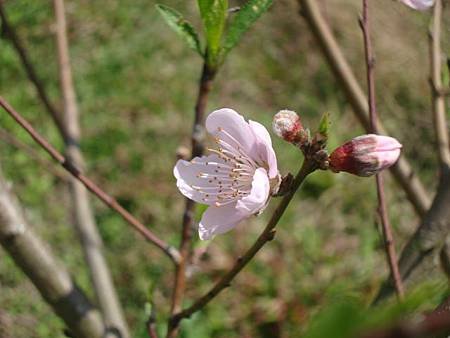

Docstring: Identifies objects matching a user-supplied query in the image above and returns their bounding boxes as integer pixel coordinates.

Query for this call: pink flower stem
[169,158,317,328]
[167,63,216,338]
[360,0,404,299]
[0,96,181,264]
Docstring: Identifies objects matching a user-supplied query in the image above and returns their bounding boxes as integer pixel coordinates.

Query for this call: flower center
[190,127,260,207]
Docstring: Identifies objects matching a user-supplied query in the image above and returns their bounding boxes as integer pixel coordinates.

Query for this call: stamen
[215,138,257,168]
[218,128,257,163]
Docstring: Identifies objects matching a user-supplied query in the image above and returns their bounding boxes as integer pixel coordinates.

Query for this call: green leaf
[197,0,228,66]
[318,112,330,138]
[156,4,202,55]
[224,0,273,54]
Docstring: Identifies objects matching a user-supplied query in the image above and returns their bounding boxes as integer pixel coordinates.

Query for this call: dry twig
[360,0,404,299]
[297,0,431,217]
[167,63,216,338]
[53,0,129,336]
[0,96,181,263]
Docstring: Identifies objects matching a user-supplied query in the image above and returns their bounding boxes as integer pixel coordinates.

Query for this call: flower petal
[400,0,434,10]
[198,202,247,240]
[374,135,402,152]
[173,154,226,205]
[236,168,270,215]
[206,108,257,157]
[249,121,278,178]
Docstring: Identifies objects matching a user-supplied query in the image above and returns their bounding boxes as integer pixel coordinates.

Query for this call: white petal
[400,0,434,10]
[173,154,226,205]
[206,108,257,157]
[198,202,247,240]
[248,121,278,178]
[236,168,270,215]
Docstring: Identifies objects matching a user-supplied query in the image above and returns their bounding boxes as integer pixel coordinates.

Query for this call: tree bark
[0,167,104,338]
[53,1,130,336]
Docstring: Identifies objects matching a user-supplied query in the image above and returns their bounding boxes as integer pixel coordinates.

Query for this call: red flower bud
[329,134,402,177]
[272,110,304,144]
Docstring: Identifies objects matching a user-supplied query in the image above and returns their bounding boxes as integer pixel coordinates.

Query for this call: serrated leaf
[318,112,330,138]
[156,4,202,55]
[224,0,273,54]
[197,0,228,66]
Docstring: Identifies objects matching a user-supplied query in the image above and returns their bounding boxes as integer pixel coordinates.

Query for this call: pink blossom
[174,108,280,240]
[400,0,434,10]
[329,134,402,177]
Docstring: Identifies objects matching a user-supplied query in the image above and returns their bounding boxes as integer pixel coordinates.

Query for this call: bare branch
[360,0,404,299]
[0,96,181,263]
[374,164,450,302]
[53,0,130,336]
[167,64,216,338]
[298,0,431,217]
[0,166,105,338]
[429,0,450,167]
[373,0,450,303]
[146,301,159,338]
[169,158,317,327]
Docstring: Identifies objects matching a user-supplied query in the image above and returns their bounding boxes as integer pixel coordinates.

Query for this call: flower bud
[272,110,304,144]
[329,134,402,177]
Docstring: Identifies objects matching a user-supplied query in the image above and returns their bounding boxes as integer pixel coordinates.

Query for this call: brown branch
[429,0,450,167]
[360,0,404,299]
[169,158,317,328]
[0,96,181,264]
[53,0,129,336]
[374,0,450,303]
[167,64,216,338]
[298,0,431,217]
[0,165,105,338]
[374,164,450,303]
[0,1,68,141]
[146,302,159,338]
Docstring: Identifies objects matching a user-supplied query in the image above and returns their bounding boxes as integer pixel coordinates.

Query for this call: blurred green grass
[0,0,449,337]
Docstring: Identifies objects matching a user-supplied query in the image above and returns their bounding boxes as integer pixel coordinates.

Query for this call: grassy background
[0,0,449,337]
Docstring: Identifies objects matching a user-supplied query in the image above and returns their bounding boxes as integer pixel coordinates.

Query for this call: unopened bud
[272,110,304,144]
[329,134,402,177]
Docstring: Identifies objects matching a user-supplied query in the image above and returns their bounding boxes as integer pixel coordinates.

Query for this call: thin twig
[360,0,404,299]
[53,0,129,336]
[146,302,159,338]
[298,0,431,217]
[0,96,181,264]
[167,64,216,338]
[429,0,450,167]
[0,2,69,141]
[169,158,317,327]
